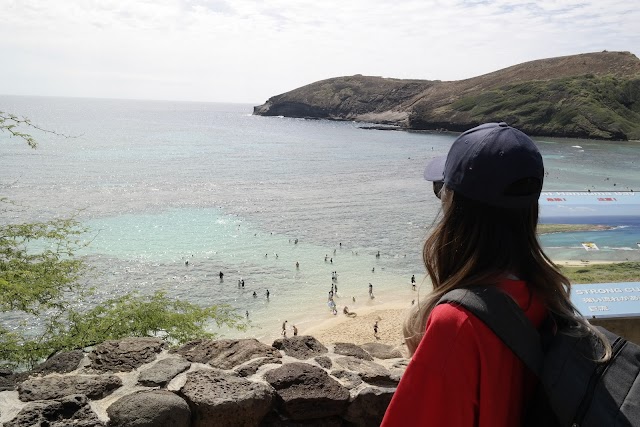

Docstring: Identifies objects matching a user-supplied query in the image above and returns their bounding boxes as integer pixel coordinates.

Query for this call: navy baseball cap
[424,122,544,208]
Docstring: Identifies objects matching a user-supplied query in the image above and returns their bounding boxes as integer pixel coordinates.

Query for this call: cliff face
[254,51,640,140]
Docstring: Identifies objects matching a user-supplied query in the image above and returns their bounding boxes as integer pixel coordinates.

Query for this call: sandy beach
[301,259,627,352]
[302,300,412,355]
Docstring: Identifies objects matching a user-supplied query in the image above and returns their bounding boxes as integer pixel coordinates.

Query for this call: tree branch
[1,111,81,148]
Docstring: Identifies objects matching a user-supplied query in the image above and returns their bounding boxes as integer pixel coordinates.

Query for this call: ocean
[1,95,639,341]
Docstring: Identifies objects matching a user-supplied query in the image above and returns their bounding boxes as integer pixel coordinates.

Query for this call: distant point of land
[537,224,615,234]
[254,51,640,140]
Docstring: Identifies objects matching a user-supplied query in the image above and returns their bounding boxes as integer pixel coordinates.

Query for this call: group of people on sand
[281,320,298,338]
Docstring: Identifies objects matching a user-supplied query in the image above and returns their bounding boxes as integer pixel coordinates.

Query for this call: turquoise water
[1,95,639,341]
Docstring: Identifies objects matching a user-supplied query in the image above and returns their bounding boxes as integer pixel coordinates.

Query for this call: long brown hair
[404,187,608,356]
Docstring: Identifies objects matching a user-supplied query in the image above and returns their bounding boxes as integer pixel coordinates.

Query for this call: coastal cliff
[254,51,640,140]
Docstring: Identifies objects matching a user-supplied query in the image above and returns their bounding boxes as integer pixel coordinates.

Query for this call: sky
[0,0,638,104]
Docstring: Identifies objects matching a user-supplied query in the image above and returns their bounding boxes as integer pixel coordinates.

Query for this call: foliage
[447,75,640,140]
[559,262,640,284]
[0,217,86,314]
[1,290,245,368]
[1,116,245,369]
[1,111,75,148]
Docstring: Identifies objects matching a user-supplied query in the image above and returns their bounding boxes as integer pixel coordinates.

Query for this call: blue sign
[571,282,640,319]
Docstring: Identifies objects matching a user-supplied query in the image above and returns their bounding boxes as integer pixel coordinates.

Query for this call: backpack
[438,286,640,427]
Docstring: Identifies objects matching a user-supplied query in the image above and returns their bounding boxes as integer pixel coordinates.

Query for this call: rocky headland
[0,336,408,426]
[254,51,640,140]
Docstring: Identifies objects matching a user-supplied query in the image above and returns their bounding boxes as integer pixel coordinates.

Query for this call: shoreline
[299,258,629,349]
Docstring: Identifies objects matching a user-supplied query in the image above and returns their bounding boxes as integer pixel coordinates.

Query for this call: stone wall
[0,336,408,426]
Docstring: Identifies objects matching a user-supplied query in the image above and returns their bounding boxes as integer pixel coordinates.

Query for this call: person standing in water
[282,320,288,337]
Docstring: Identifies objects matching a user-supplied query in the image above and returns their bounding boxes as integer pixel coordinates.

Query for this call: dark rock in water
[343,386,395,427]
[314,356,332,369]
[17,374,122,401]
[333,343,373,361]
[33,350,84,375]
[174,338,281,369]
[5,394,104,427]
[264,362,349,421]
[358,125,401,131]
[107,390,190,427]
[89,337,167,372]
[178,369,274,427]
[271,335,328,360]
[138,355,191,387]
[361,342,404,359]
[234,356,282,377]
[333,356,399,387]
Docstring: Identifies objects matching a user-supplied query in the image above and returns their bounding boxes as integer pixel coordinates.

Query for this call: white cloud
[0,0,637,103]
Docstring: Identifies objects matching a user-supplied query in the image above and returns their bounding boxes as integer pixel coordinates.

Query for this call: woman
[381,123,608,427]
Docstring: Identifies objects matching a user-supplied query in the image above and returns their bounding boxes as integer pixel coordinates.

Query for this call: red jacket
[381,279,547,427]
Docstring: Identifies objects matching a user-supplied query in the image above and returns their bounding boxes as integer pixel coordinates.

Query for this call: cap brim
[424,156,446,182]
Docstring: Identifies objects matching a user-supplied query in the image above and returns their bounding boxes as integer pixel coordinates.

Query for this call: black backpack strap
[438,287,544,377]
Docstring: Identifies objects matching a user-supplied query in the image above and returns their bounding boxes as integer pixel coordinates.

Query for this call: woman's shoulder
[414,302,485,368]
[426,302,477,337]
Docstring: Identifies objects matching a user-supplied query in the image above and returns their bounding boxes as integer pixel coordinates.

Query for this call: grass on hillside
[559,262,640,284]
[450,74,640,140]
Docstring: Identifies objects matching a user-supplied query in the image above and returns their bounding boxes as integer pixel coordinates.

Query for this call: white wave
[572,145,583,148]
